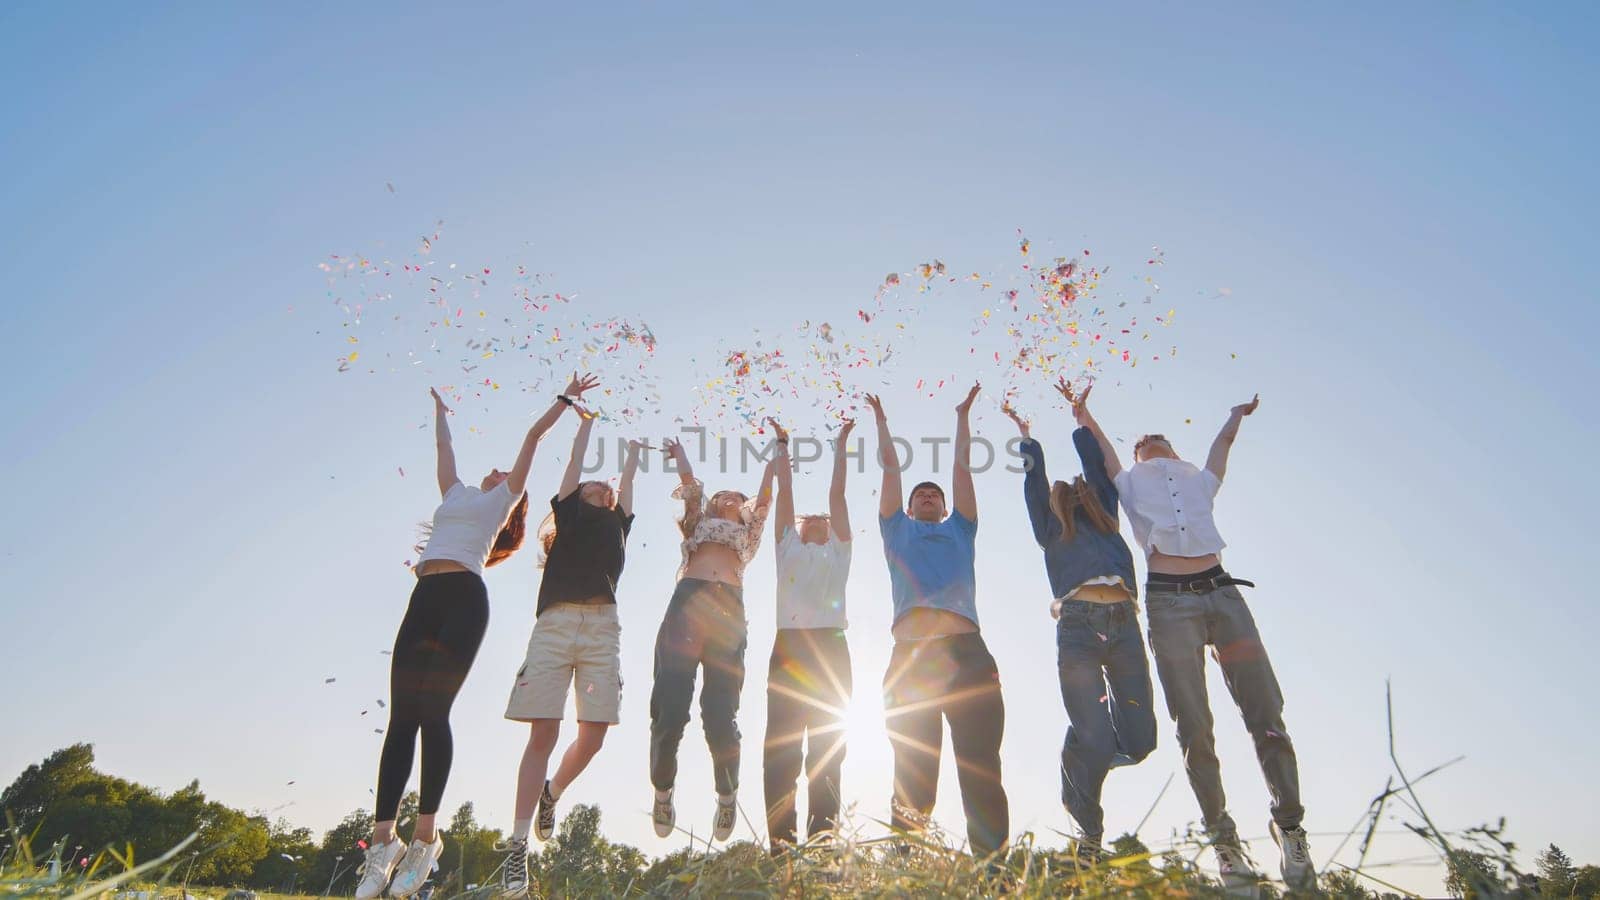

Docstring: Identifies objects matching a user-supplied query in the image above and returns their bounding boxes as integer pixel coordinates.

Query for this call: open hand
[1000,403,1030,438]
[764,416,790,445]
[564,371,601,399]
[863,393,887,422]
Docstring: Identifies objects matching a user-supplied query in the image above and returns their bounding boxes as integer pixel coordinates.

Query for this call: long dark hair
[485,492,530,567]
[1049,476,1117,540]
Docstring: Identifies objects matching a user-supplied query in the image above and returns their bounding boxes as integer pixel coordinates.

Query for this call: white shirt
[1114,458,1227,558]
[774,526,851,630]
[416,481,520,575]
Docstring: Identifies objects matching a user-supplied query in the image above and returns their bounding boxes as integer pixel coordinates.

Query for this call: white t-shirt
[774,526,851,630]
[416,481,520,575]
[1113,458,1227,558]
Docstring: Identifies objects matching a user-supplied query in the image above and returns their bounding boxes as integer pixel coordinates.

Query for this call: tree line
[5,744,1598,898]
[1,745,657,897]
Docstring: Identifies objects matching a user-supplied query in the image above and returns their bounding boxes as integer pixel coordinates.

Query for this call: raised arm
[557,408,597,500]
[754,439,779,510]
[1205,394,1259,482]
[507,371,599,497]
[866,394,902,519]
[1071,426,1118,519]
[1059,379,1121,480]
[617,439,643,517]
[769,418,794,545]
[664,436,704,532]
[430,388,460,499]
[952,383,979,522]
[828,419,855,541]
[1005,404,1059,545]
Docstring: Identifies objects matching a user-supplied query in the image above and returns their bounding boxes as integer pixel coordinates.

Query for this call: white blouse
[673,479,771,576]
[774,526,851,630]
[415,481,520,575]
[1113,458,1227,558]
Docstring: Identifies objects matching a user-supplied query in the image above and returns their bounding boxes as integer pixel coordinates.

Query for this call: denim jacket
[1018,429,1138,601]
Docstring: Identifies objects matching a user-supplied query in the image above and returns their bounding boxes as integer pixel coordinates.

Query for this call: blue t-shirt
[879,508,979,626]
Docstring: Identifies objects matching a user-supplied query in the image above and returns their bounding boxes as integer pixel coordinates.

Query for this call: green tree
[1572,865,1600,899]
[310,808,373,895]
[534,805,645,898]
[0,744,98,829]
[1446,849,1508,899]
[251,819,317,892]
[434,801,502,892]
[1537,845,1577,898]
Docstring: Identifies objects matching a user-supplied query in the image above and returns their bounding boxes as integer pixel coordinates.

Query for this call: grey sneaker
[1071,830,1106,866]
[1269,821,1314,890]
[652,789,675,838]
[494,838,529,898]
[388,834,441,898]
[1214,841,1260,895]
[353,838,405,900]
[535,781,558,842]
[712,794,737,841]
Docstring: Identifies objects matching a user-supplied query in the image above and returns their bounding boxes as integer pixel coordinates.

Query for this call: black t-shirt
[537,492,634,616]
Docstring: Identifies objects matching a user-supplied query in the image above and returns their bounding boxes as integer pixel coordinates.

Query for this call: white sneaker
[712,794,737,841]
[387,834,442,898]
[535,781,559,842]
[494,837,530,898]
[1214,841,1260,895]
[652,789,675,838]
[354,839,406,900]
[1270,821,1315,890]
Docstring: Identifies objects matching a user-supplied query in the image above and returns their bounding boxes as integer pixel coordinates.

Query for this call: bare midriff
[1147,549,1223,577]
[415,558,472,577]
[1070,582,1134,604]
[892,607,979,641]
[681,543,746,587]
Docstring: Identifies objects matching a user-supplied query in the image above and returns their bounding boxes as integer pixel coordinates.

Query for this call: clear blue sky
[2,3,1596,894]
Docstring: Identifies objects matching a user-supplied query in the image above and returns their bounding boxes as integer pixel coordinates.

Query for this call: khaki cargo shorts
[505,602,622,724]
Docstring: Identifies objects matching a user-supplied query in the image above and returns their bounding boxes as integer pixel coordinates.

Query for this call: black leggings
[375,571,489,821]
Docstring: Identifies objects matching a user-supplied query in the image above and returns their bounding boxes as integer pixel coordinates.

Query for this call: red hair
[485,492,530,568]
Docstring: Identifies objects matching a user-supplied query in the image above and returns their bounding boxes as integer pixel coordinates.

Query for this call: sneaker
[388,834,442,898]
[652,789,675,838]
[354,838,406,900]
[535,781,560,841]
[1071,831,1106,867]
[1214,841,1260,895]
[712,794,737,841]
[494,838,529,898]
[1269,821,1315,890]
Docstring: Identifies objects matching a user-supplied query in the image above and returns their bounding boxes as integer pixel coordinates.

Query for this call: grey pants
[1145,584,1303,841]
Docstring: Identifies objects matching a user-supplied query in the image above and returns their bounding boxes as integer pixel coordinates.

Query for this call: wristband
[557,394,575,407]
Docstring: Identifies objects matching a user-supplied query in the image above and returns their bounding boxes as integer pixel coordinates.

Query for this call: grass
[3,686,1531,898]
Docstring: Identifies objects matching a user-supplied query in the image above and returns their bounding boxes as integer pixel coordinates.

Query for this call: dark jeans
[376,572,489,820]
[1056,599,1158,839]
[882,632,1010,859]
[649,578,748,795]
[763,628,852,850]
[1146,584,1304,841]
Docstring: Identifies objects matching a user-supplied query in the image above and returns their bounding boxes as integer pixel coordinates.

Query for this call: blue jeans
[1145,584,1303,841]
[1056,599,1157,838]
[649,578,748,795]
